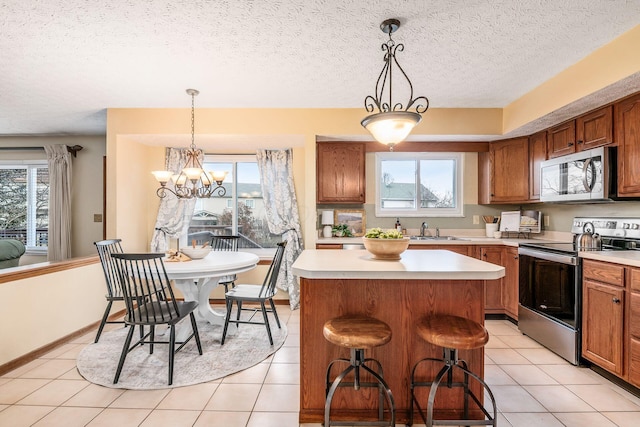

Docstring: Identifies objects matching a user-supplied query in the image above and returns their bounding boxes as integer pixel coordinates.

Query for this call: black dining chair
[94,239,126,343]
[211,235,240,292]
[221,241,287,346]
[111,252,203,385]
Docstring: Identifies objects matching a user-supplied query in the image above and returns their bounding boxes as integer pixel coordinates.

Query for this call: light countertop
[292,249,505,280]
[579,250,640,268]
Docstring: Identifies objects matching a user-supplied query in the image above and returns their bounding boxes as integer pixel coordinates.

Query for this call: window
[375,152,463,217]
[0,161,49,250]
[187,155,278,248]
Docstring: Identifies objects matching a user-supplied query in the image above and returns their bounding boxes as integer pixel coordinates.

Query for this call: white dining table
[163,250,260,326]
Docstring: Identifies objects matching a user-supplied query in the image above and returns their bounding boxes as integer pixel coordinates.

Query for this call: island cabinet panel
[616,93,640,197]
[408,244,472,256]
[299,277,486,423]
[316,142,366,203]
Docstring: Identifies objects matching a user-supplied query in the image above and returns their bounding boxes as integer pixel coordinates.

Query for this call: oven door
[518,247,580,329]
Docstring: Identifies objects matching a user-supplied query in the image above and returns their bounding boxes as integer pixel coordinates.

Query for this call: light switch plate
[544,215,550,227]
[473,215,480,225]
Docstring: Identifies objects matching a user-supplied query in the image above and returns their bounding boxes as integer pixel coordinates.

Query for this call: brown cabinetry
[576,105,613,151]
[615,93,640,197]
[582,259,625,376]
[478,137,529,204]
[502,247,519,320]
[316,142,366,203]
[629,268,640,387]
[477,246,505,314]
[547,120,576,158]
[528,131,547,201]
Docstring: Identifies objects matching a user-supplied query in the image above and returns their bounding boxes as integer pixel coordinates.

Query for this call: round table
[164,251,259,325]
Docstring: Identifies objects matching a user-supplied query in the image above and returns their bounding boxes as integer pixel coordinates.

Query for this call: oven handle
[518,247,578,266]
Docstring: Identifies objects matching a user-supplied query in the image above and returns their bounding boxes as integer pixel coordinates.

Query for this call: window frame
[0,160,49,252]
[374,152,464,218]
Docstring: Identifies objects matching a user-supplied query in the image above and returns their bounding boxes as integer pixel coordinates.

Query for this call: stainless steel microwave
[540,146,616,203]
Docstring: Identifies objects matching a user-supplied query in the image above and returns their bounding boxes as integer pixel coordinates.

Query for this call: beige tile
[32,406,103,427]
[222,363,269,384]
[502,334,544,349]
[17,379,88,406]
[62,383,124,407]
[538,364,604,385]
[485,322,521,336]
[264,363,300,384]
[602,411,640,426]
[485,335,509,349]
[0,378,9,387]
[500,365,559,385]
[59,368,85,381]
[247,411,300,427]
[516,348,568,365]
[254,384,299,412]
[1,359,48,378]
[524,385,594,412]
[0,378,51,404]
[485,348,531,365]
[0,404,7,411]
[271,346,299,364]
[205,383,261,411]
[283,333,300,347]
[566,384,640,412]
[157,382,218,410]
[496,412,513,426]
[85,408,151,427]
[484,354,495,365]
[484,365,517,386]
[490,385,547,412]
[109,388,170,409]
[0,405,54,427]
[553,411,617,426]
[19,359,78,379]
[502,412,564,426]
[194,410,251,427]
[139,409,200,427]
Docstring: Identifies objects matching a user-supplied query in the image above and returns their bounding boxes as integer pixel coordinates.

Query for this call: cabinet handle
[514,256,519,259]
[613,297,621,304]
[568,142,574,146]
[577,140,583,145]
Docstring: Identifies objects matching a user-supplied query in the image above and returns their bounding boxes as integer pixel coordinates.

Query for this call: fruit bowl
[180,246,211,259]
[362,237,410,260]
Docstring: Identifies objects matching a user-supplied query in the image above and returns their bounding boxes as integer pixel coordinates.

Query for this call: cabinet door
[316,142,366,203]
[502,247,519,320]
[547,120,576,158]
[408,244,471,256]
[479,246,504,313]
[582,279,624,375]
[528,130,547,201]
[576,105,613,151]
[616,93,640,197]
[489,137,529,203]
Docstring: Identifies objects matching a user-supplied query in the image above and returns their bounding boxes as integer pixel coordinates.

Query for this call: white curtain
[256,149,304,310]
[150,148,198,253]
[44,145,72,261]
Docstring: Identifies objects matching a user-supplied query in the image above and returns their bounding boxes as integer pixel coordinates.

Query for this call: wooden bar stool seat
[409,314,497,427]
[323,315,395,427]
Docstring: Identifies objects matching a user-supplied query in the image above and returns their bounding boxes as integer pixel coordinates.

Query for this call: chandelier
[152,89,228,199]
[361,19,429,151]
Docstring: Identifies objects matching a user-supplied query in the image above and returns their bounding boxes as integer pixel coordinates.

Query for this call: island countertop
[292,249,505,280]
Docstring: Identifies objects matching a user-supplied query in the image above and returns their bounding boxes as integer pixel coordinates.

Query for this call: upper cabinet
[616,93,640,197]
[528,130,547,201]
[478,137,529,204]
[548,106,613,159]
[316,142,366,204]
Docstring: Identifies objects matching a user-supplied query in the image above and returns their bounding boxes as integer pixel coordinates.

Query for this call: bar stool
[408,314,497,427]
[323,315,395,427]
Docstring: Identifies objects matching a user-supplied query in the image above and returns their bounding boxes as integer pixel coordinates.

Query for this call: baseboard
[0,309,126,376]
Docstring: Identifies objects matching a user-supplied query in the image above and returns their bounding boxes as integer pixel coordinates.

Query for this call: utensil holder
[485,223,499,237]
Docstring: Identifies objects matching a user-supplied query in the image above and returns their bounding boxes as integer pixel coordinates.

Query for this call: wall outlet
[94,214,103,223]
[544,215,550,227]
[473,215,480,225]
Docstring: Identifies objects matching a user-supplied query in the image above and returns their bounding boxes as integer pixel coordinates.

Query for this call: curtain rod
[0,145,83,157]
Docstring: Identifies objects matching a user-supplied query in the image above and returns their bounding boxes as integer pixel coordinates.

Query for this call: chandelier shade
[152,89,228,199]
[361,19,429,151]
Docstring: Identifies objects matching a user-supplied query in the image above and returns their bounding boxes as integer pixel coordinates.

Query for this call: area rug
[76,320,287,389]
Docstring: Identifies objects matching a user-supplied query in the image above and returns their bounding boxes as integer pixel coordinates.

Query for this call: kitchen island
[292,249,505,424]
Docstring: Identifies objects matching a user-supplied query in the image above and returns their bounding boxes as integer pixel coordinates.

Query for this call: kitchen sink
[410,236,463,241]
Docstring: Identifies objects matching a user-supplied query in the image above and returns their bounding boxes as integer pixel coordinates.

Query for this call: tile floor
[2,310,640,426]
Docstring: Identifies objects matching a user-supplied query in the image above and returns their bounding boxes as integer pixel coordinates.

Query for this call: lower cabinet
[502,247,519,320]
[477,246,505,315]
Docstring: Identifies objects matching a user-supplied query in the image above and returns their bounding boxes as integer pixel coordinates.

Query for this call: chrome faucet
[420,222,428,237]
[435,227,440,238]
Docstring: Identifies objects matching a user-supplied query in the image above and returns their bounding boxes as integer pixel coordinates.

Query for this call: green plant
[332,224,353,237]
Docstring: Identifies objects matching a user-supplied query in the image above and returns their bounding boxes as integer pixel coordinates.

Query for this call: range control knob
[633,224,640,230]
[624,223,631,229]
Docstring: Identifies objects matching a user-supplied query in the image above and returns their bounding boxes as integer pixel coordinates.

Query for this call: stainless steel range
[518,217,640,365]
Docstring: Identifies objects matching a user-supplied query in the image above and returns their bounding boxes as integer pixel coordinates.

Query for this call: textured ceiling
[1,0,639,137]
